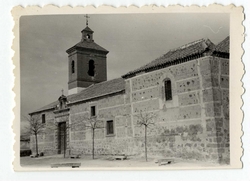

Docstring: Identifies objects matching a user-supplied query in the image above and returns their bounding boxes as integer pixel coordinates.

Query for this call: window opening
[106,120,114,135]
[71,60,75,74]
[91,106,96,117]
[42,114,46,124]
[164,79,172,101]
[88,60,95,77]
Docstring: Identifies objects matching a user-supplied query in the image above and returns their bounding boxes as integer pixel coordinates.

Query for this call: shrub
[20,149,32,157]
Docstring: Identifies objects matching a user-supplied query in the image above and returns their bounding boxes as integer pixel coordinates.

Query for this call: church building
[29,21,230,163]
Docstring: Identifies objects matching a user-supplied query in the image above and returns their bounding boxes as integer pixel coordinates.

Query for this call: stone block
[95,129,105,139]
[178,105,201,120]
[220,58,229,75]
[199,57,212,75]
[117,127,126,138]
[98,94,124,109]
[158,108,179,122]
[176,77,200,93]
[126,116,132,127]
[203,88,221,102]
[131,72,163,91]
[206,119,215,131]
[132,87,159,102]
[205,103,221,117]
[178,91,200,106]
[127,127,133,137]
[220,75,229,88]
[202,74,219,89]
[44,134,54,142]
[99,105,131,118]
[70,104,88,114]
[116,116,126,127]
[210,58,219,74]
[169,60,198,81]
[133,99,159,113]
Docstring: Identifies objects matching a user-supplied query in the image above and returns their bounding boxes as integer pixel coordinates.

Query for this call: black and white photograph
[15,6,243,170]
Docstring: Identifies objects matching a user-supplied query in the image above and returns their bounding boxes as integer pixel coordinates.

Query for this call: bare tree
[134,111,157,161]
[83,116,104,159]
[25,115,45,157]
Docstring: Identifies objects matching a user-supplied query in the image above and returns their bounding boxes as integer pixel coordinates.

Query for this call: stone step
[113,155,127,160]
[70,155,81,159]
[51,162,81,168]
[156,158,174,166]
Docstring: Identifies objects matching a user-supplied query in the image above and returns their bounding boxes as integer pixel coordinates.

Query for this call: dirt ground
[20,154,227,169]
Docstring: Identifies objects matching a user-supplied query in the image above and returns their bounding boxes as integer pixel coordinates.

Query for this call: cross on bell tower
[84,14,90,26]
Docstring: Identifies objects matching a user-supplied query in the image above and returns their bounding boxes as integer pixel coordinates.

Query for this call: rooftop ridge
[122,38,215,79]
[169,38,205,52]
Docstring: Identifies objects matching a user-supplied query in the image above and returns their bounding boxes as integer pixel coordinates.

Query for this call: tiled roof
[214,36,229,54]
[122,38,215,78]
[29,100,59,114]
[68,77,125,104]
[66,41,109,54]
[29,78,125,114]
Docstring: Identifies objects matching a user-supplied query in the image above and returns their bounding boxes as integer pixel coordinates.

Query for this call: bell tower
[66,15,109,95]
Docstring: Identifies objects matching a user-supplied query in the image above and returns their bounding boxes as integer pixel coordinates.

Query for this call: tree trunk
[35,133,38,156]
[145,126,147,162]
[92,128,95,159]
[64,128,66,158]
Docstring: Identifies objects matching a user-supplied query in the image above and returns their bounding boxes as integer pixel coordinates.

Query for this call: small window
[71,60,75,73]
[106,120,114,135]
[88,60,95,77]
[86,34,90,39]
[164,79,172,101]
[42,114,46,124]
[90,106,96,117]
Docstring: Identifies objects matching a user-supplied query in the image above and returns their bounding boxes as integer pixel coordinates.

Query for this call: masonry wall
[30,110,56,155]
[203,56,229,163]
[125,56,229,163]
[69,94,133,156]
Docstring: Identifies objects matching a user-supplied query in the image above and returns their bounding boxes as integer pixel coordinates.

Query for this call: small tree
[83,116,104,159]
[25,115,45,157]
[135,111,157,161]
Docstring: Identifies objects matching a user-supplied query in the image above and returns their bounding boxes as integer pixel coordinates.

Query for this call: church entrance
[58,122,66,154]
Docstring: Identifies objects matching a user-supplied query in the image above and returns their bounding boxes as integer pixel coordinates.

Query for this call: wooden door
[58,122,66,154]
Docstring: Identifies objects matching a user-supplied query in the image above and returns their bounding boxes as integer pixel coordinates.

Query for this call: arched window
[164,79,172,101]
[71,60,75,74]
[88,60,95,76]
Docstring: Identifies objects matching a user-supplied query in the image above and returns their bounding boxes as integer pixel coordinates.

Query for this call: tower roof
[66,41,109,54]
[81,26,94,33]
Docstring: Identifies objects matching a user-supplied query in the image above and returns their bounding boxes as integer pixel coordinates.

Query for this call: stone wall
[125,56,229,163]
[127,58,207,160]
[203,57,230,163]
[69,94,134,155]
[30,110,56,155]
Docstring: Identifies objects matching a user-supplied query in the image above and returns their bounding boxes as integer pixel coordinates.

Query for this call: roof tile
[214,36,229,53]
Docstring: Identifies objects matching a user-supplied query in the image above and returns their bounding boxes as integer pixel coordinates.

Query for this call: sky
[20,13,229,131]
